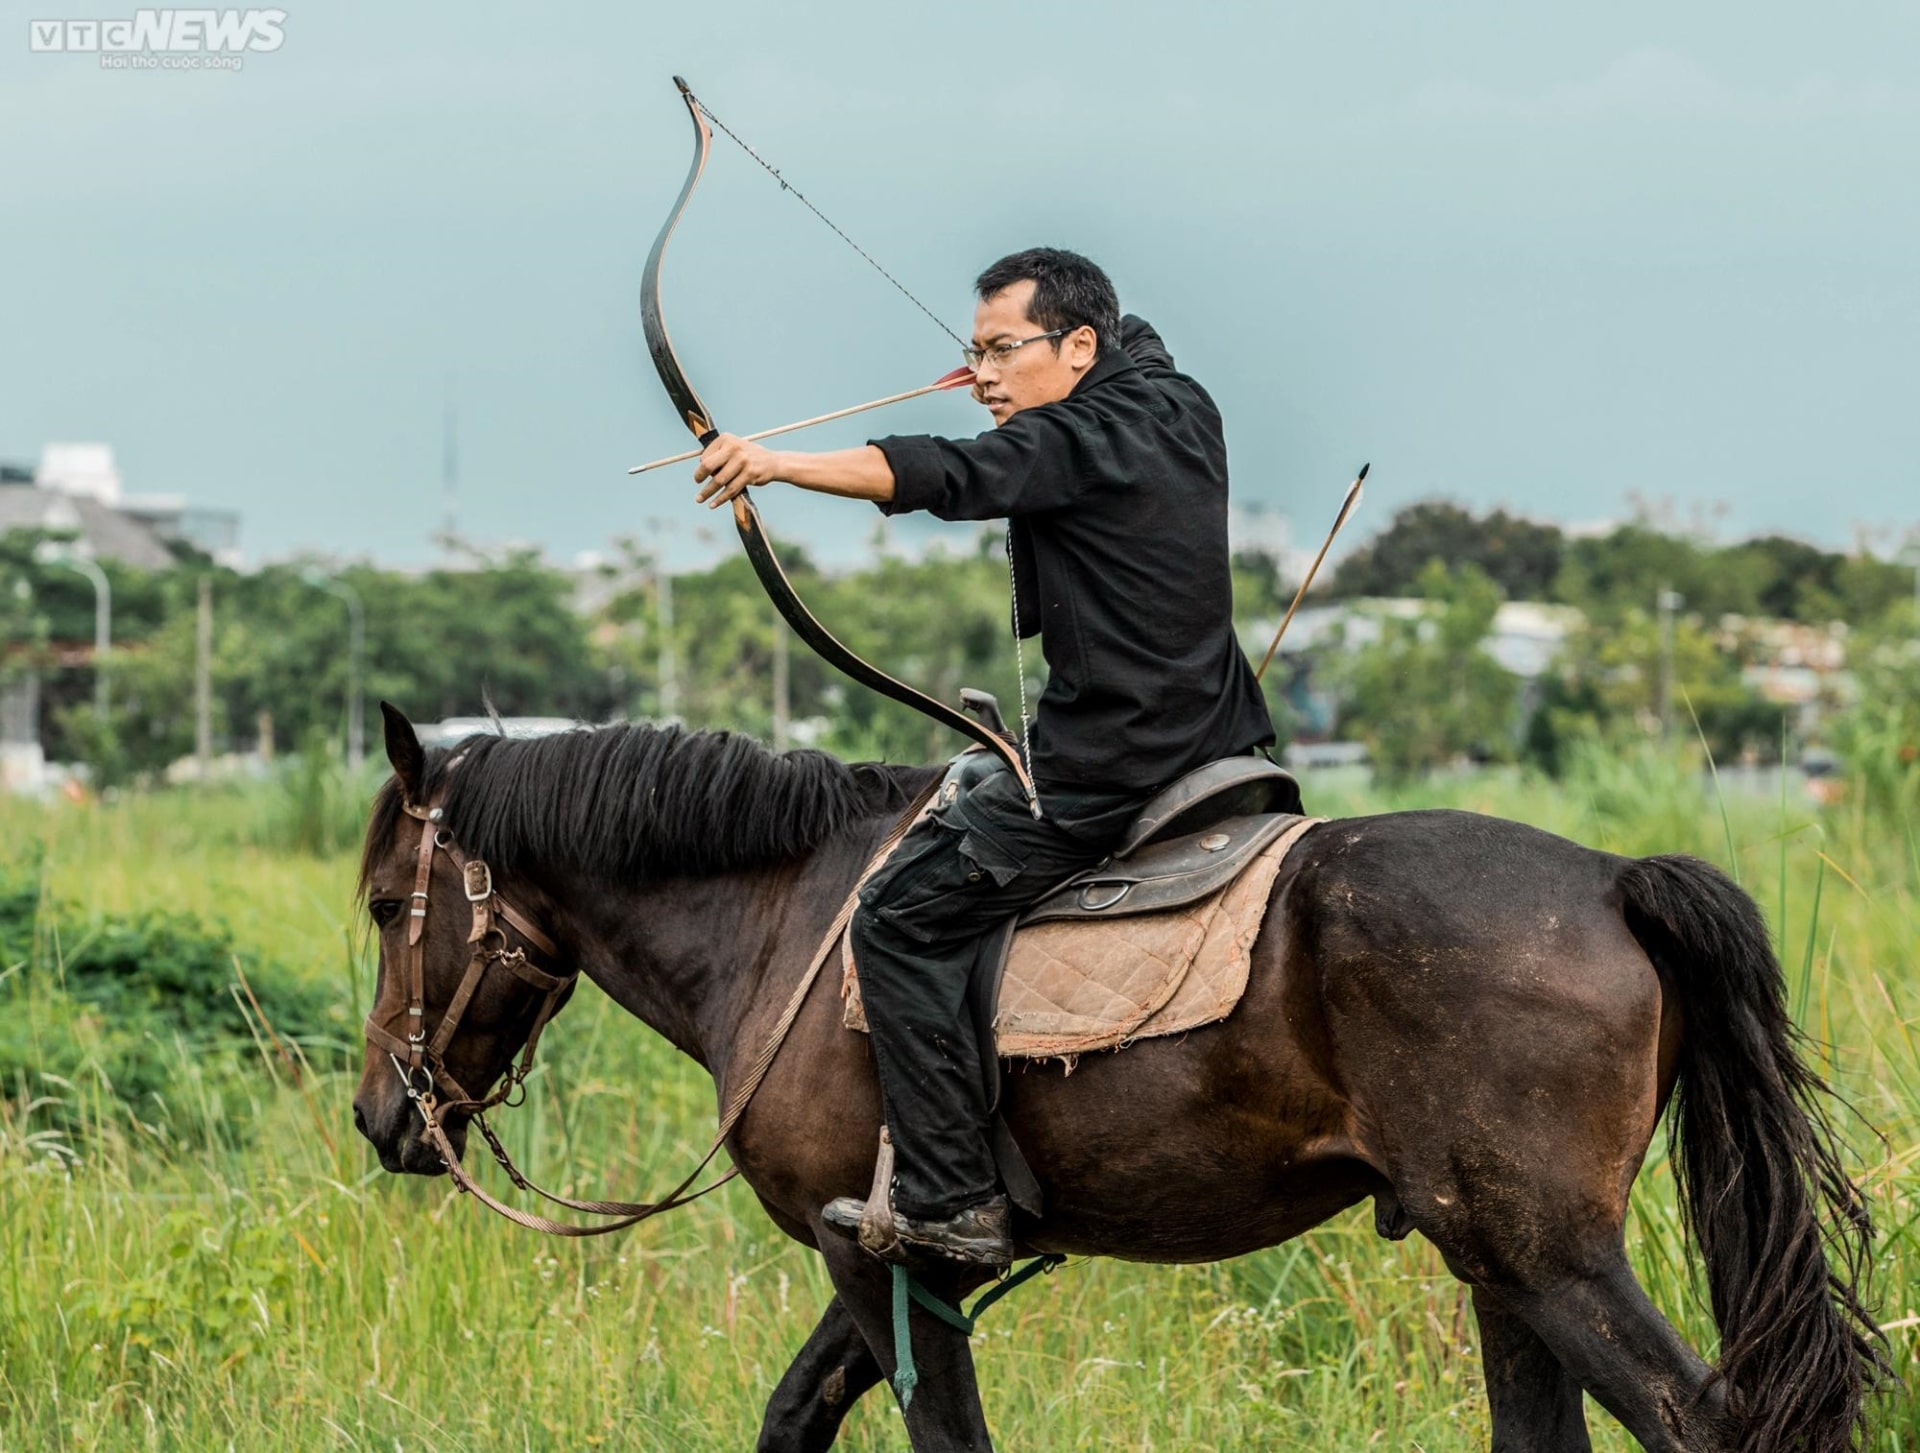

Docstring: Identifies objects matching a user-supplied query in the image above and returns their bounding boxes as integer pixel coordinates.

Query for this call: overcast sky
[3,2,1916,569]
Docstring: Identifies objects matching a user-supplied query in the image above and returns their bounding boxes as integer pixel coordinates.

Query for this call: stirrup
[821,1127,1013,1267]
[857,1126,905,1259]
[819,1125,904,1258]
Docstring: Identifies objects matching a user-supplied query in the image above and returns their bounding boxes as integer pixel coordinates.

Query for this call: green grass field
[1,752,1914,1450]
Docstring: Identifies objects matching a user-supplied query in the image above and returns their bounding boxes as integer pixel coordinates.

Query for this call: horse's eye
[369,899,404,927]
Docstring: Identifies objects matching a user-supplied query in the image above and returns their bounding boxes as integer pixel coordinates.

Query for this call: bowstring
[685,89,968,351]
[687,83,1040,796]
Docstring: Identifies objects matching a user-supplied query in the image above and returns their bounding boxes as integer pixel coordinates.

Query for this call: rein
[369,778,937,1238]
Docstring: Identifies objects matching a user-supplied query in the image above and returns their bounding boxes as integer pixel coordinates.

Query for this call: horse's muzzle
[353,1088,465,1176]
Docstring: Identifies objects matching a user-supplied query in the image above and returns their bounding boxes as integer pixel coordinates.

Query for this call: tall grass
[0,757,1913,1450]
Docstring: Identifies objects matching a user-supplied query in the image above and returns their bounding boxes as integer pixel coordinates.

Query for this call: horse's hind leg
[1394,1107,1737,1449]
[1396,1123,1737,1449]
[758,1292,883,1453]
[1471,1286,1592,1452]
[1491,1258,1734,1453]
[1340,945,1734,1448]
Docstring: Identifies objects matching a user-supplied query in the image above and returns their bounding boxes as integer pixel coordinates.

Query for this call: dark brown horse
[353,707,1885,1452]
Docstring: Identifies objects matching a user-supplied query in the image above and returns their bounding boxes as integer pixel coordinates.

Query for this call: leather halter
[362,799,570,1114]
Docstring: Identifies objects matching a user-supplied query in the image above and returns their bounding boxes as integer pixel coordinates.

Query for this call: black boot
[823,1193,1014,1267]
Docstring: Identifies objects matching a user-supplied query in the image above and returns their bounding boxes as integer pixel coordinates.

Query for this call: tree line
[1325,500,1914,625]
[4,504,1914,815]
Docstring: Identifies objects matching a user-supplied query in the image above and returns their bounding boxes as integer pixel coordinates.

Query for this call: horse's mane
[359,723,936,894]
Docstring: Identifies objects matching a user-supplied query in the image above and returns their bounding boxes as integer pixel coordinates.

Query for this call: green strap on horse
[890,1254,1066,1409]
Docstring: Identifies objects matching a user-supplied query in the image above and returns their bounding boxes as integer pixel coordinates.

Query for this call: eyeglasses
[960,328,1069,370]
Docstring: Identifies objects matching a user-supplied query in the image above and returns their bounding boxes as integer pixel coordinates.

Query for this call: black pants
[851,756,1148,1220]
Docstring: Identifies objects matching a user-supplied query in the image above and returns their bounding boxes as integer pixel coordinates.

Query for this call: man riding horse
[693,247,1275,1266]
[356,92,1888,1443]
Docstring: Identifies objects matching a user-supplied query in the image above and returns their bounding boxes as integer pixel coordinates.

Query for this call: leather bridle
[362,798,573,1117]
[366,794,740,1236]
[363,773,940,1237]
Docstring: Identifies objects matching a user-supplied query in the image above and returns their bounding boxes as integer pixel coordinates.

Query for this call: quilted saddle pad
[841,816,1319,1060]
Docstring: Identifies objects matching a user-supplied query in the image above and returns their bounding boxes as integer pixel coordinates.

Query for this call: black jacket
[871,315,1273,794]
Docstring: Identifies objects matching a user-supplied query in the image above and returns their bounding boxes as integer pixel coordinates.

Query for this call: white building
[29,443,242,565]
[1227,504,1317,586]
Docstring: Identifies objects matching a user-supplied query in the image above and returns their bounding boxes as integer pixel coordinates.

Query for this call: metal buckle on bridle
[463,860,493,904]
[389,1051,436,1106]
[494,1065,529,1109]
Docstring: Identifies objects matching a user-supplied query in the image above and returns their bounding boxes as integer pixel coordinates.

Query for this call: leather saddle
[911,694,1310,1217]
[951,688,1306,925]
[1020,756,1304,925]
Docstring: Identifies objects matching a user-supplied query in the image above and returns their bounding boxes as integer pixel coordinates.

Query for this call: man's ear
[1068,323,1099,372]
[380,701,426,802]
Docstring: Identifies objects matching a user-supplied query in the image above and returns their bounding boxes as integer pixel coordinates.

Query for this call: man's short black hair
[974,248,1119,357]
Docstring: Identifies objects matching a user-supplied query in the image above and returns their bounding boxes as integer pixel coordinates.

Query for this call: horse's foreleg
[757,1292,883,1453]
[813,1231,995,1453]
[1470,1285,1592,1452]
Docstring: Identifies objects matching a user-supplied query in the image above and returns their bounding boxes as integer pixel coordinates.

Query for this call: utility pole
[441,375,459,550]
[339,582,366,773]
[657,566,677,720]
[649,518,678,721]
[772,616,790,750]
[1656,586,1683,735]
[302,570,367,772]
[195,576,212,777]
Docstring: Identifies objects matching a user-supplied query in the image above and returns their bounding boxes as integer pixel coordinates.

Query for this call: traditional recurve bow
[639,76,1040,810]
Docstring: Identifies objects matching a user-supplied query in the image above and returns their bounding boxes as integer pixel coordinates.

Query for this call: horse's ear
[381,701,425,801]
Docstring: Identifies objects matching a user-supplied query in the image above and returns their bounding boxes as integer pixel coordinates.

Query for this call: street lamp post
[304,571,366,773]
[34,542,111,719]
[1656,587,1684,735]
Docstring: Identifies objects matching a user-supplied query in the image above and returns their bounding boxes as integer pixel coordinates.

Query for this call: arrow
[1253,463,1369,681]
[630,367,976,475]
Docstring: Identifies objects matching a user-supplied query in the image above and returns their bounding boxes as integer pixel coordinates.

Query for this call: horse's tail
[1618,853,1887,1453]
